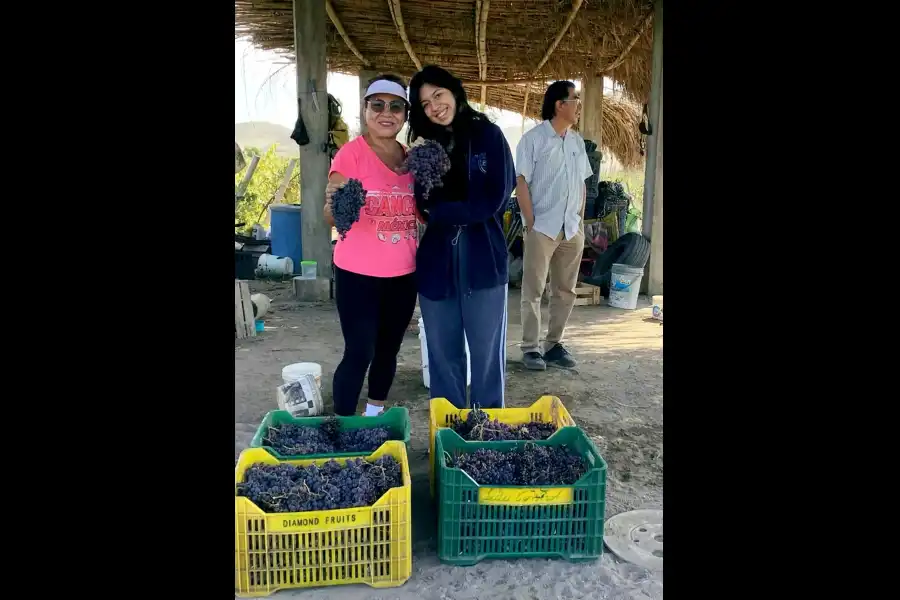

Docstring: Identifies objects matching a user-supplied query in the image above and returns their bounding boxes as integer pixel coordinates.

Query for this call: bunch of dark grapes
[448,445,586,486]
[332,178,367,240]
[338,428,391,452]
[451,408,557,442]
[263,419,391,456]
[237,455,402,512]
[404,140,451,201]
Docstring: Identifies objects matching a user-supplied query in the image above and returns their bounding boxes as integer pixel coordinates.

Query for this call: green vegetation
[606,168,644,232]
[234,145,300,233]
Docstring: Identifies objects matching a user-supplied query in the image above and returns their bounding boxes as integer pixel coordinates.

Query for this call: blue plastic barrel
[269,204,302,274]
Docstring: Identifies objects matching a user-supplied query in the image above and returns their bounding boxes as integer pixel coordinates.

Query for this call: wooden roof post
[648,63,663,296]
[293,0,332,301]
[641,0,663,240]
[358,69,378,136]
[581,72,604,156]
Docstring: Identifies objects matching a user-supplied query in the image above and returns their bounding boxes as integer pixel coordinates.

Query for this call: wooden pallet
[234,280,256,339]
[574,283,602,306]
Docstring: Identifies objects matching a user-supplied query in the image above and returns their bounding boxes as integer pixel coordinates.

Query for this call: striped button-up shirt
[516,120,593,240]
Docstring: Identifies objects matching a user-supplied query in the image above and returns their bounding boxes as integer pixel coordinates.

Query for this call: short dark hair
[541,80,575,121]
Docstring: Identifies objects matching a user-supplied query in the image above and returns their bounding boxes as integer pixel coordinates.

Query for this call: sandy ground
[236,281,663,599]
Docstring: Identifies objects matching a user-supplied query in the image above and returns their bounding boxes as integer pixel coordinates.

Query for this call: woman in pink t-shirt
[324,74,418,417]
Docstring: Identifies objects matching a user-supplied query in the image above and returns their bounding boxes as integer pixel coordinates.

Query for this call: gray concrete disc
[604,509,663,571]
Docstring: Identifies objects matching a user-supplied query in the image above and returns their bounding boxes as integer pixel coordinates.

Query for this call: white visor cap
[364,79,409,103]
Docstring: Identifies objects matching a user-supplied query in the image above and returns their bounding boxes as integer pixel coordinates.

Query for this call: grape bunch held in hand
[332,178,367,240]
[237,455,402,512]
[404,138,451,201]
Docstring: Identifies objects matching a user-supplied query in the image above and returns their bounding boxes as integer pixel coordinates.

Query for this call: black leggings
[332,265,418,416]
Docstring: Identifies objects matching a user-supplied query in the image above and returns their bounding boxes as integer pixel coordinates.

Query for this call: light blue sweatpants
[420,283,507,409]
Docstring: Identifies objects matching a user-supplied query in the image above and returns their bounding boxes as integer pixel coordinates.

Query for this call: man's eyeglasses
[368,99,407,115]
[562,97,582,105]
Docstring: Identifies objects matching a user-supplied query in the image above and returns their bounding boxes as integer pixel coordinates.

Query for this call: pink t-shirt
[329,137,418,278]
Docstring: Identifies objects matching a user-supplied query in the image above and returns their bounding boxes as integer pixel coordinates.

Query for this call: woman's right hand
[324,180,345,226]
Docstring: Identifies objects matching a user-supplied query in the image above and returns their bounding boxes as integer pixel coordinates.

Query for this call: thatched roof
[235,0,652,166]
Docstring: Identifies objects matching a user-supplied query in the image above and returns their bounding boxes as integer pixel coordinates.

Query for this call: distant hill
[235,122,296,157]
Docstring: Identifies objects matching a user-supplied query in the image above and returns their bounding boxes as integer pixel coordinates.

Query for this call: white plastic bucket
[282,362,323,389]
[250,293,271,319]
[609,263,644,310]
[418,317,471,388]
[276,374,324,417]
[256,254,294,278]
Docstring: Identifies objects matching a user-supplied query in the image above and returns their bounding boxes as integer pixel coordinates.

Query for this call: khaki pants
[520,228,584,353]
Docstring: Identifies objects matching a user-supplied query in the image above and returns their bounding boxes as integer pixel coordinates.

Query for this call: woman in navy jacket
[407,65,515,409]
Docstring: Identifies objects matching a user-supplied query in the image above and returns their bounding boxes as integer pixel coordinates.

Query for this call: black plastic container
[235,250,263,280]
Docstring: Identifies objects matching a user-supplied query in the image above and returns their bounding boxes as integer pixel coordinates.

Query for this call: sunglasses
[367,99,407,115]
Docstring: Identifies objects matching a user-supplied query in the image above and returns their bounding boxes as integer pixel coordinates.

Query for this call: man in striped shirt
[515,81,592,370]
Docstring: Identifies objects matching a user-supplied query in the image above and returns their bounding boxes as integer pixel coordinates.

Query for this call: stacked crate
[235,408,413,596]
[429,396,608,565]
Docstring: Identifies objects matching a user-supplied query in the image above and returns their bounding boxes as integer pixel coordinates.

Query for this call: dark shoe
[544,344,577,368]
[522,351,546,371]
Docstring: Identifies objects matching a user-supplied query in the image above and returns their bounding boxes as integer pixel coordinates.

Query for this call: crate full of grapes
[250,407,410,460]
[428,396,575,495]
[235,441,412,596]
[434,427,606,566]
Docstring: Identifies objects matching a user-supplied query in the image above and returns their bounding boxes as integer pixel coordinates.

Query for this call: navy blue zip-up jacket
[415,116,515,301]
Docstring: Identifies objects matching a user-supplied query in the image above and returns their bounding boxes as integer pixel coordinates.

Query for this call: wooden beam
[520,87,530,134]
[459,77,557,85]
[474,0,483,79]
[358,68,378,135]
[236,155,260,197]
[466,0,585,119]
[294,0,332,299]
[462,0,583,93]
[235,142,246,173]
[326,0,371,67]
[600,9,654,74]
[273,158,298,204]
[254,157,298,225]
[531,0,584,75]
[235,280,256,339]
[386,0,422,71]
[475,0,490,109]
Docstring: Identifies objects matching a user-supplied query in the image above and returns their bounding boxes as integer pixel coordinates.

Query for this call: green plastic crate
[434,427,606,565]
[249,407,410,460]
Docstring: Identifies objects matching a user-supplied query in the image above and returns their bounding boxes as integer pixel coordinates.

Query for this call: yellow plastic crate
[428,396,576,496]
[235,441,412,597]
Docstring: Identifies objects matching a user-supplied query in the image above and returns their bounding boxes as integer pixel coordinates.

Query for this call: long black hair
[407,66,487,204]
[407,65,485,148]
